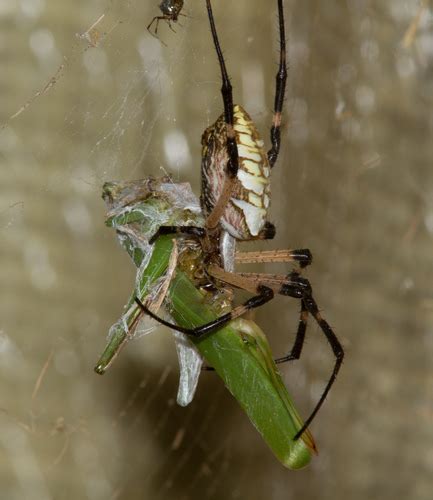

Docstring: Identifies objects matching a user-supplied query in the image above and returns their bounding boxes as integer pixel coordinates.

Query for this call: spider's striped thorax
[201,105,271,240]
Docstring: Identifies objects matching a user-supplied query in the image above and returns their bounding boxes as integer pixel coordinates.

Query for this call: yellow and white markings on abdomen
[231,105,271,237]
[201,104,271,240]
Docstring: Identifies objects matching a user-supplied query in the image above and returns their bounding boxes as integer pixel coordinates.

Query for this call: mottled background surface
[1,1,433,499]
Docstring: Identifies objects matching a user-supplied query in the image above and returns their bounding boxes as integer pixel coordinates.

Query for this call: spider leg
[235,248,313,268]
[232,274,309,364]
[147,16,157,33]
[204,0,240,229]
[149,225,205,244]
[147,16,161,35]
[205,298,308,373]
[207,265,343,439]
[167,20,177,33]
[147,16,172,44]
[135,285,274,338]
[148,223,280,246]
[280,271,344,440]
[234,247,313,363]
[267,0,288,168]
[257,222,277,240]
[274,299,308,364]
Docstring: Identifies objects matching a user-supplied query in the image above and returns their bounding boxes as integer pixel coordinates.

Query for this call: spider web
[2,1,433,500]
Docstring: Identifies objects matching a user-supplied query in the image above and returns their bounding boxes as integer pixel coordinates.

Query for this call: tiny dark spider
[147,0,184,37]
[137,0,344,440]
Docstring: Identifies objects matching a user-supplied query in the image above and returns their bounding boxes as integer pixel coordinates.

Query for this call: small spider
[147,0,184,37]
[137,0,344,440]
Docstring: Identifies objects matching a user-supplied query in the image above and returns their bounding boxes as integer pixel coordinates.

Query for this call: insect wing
[172,330,204,406]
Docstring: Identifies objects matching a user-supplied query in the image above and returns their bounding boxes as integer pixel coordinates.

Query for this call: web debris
[2,12,121,129]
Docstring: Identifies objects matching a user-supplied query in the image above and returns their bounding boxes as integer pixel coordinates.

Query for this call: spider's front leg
[148,222,276,245]
[203,0,240,231]
[268,0,288,168]
[203,0,287,242]
[149,225,206,244]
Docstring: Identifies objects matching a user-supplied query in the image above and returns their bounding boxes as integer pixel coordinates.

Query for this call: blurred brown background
[1,1,433,499]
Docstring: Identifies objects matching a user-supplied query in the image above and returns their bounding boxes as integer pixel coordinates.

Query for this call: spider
[136,0,344,440]
[147,0,184,37]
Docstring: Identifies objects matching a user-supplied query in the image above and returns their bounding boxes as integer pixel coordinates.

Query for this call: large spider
[137,0,344,439]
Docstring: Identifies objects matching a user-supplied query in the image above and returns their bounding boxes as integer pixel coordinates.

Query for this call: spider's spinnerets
[201,105,271,240]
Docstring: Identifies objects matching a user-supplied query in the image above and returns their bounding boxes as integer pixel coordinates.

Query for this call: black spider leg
[235,247,311,368]
[149,226,205,244]
[134,285,274,338]
[281,271,344,440]
[147,16,164,35]
[274,246,312,365]
[274,299,308,364]
[167,22,177,34]
[204,0,240,229]
[149,222,276,244]
[267,0,288,168]
[203,299,307,373]
[206,0,238,178]
[136,267,343,438]
[197,264,343,439]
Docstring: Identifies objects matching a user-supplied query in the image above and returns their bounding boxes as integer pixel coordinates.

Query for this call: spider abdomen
[201,105,271,240]
[159,0,183,19]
